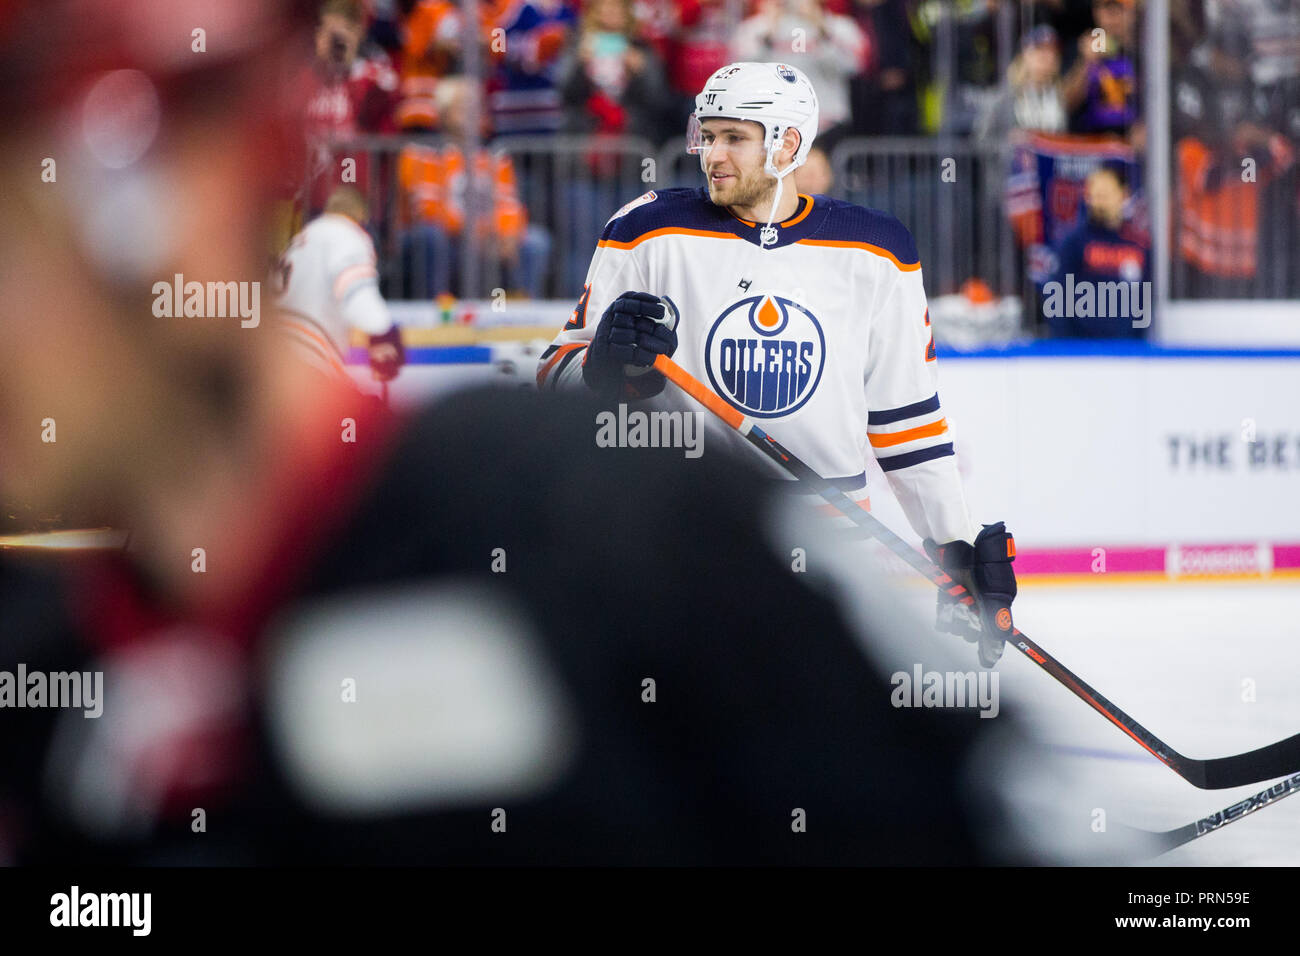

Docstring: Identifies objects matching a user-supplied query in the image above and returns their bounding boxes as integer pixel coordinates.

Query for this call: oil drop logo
[704,294,825,418]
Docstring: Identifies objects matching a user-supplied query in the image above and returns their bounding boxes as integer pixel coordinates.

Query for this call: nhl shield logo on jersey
[607,190,657,224]
[704,294,825,418]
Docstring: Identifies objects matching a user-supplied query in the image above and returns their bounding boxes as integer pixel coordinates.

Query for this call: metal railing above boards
[828,137,1020,304]
[492,134,663,300]
[301,134,1021,315]
[301,133,663,302]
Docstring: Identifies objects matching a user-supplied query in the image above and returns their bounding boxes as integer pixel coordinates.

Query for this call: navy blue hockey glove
[582,291,678,399]
[923,522,1017,668]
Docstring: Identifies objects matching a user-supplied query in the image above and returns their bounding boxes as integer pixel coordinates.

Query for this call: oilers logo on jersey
[704,293,824,418]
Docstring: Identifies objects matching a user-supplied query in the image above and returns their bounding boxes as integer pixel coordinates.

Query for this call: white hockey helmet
[687,62,820,178]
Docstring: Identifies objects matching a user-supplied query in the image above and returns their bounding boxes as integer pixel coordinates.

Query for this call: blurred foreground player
[0,2,1019,864]
[539,62,1018,667]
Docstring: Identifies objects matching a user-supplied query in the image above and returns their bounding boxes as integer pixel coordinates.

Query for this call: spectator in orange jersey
[396,0,510,130]
[1172,39,1298,297]
[396,0,458,129]
[1177,130,1295,297]
[398,78,552,298]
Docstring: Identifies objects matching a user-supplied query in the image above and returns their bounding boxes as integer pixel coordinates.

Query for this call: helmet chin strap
[760,133,798,248]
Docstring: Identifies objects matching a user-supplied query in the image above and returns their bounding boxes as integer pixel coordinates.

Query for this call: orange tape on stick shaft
[652,355,746,430]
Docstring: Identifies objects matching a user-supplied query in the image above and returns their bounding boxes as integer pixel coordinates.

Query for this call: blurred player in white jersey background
[275,185,406,387]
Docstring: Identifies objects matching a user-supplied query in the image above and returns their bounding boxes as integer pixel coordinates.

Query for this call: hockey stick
[652,353,1300,791]
[1123,771,1300,855]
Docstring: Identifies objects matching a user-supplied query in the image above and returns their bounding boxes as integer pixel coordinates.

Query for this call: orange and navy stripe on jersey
[537,284,595,387]
[564,283,592,332]
[537,342,586,388]
[593,186,922,267]
[867,393,953,472]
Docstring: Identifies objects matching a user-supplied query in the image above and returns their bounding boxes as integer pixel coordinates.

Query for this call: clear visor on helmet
[686,113,769,169]
[686,113,707,156]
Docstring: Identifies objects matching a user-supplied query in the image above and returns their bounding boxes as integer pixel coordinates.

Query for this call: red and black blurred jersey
[0,387,1012,865]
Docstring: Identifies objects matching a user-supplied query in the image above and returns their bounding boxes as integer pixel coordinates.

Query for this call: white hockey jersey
[273,212,393,379]
[537,187,979,546]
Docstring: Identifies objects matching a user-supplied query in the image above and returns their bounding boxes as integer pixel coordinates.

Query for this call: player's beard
[707,164,776,217]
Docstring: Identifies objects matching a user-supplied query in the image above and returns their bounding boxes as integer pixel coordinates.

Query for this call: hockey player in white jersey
[537,61,1017,666]
[274,187,404,385]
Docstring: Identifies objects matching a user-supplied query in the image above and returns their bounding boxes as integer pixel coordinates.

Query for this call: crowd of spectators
[302,0,1154,152]
[291,0,1296,313]
[1169,0,1300,298]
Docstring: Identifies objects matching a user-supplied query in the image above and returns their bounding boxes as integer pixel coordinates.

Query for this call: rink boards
[349,309,1300,581]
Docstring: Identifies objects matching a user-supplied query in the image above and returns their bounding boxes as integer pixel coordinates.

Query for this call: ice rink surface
[776,508,1300,866]
[916,577,1300,865]
[1004,579,1300,866]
